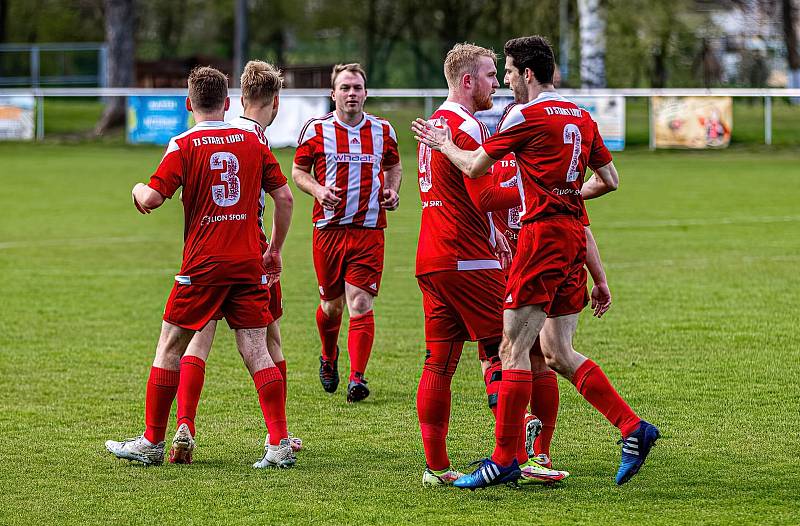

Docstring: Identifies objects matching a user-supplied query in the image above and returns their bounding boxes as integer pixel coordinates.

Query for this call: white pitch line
[0,236,173,250]
[601,215,800,229]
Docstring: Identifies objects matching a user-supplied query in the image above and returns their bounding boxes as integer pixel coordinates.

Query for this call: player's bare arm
[381,162,402,210]
[411,117,495,178]
[264,183,294,287]
[585,226,611,318]
[132,182,165,214]
[582,161,619,200]
[291,162,342,210]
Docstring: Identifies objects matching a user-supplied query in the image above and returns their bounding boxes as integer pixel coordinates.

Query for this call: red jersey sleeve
[464,175,521,213]
[482,107,532,161]
[588,119,613,170]
[294,120,318,167]
[147,140,184,198]
[382,123,400,167]
[262,147,288,193]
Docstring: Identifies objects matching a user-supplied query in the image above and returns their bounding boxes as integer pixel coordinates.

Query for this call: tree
[783,0,800,96]
[578,0,607,88]
[95,0,135,134]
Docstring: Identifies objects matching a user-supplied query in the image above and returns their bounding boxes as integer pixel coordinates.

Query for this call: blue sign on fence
[127,96,191,145]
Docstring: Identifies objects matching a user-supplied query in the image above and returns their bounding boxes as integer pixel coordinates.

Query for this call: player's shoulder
[229,116,270,146]
[298,112,335,144]
[436,101,488,144]
[365,112,398,140]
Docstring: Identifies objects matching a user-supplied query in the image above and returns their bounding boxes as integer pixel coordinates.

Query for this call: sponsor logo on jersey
[329,153,376,164]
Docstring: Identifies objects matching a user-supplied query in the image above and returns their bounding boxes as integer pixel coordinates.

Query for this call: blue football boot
[615,420,660,485]
[453,457,521,490]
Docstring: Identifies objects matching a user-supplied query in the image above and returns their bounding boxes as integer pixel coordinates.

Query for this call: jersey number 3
[210,152,241,207]
[563,124,582,182]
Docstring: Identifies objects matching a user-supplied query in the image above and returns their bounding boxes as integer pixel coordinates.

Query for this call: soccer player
[414,43,565,487]
[413,36,659,489]
[168,60,302,466]
[292,63,402,403]
[467,148,613,470]
[105,66,296,469]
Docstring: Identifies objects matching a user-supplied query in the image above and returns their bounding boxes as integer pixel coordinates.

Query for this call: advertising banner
[127,96,191,145]
[0,96,35,140]
[225,96,329,148]
[651,96,732,149]
[475,95,625,151]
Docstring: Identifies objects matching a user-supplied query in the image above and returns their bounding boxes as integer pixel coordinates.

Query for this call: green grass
[1,140,799,525]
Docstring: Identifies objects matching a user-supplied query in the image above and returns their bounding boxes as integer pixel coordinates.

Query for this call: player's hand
[315,185,342,210]
[591,281,611,318]
[381,188,399,210]
[411,117,451,151]
[132,183,152,214]
[263,249,282,287]
[494,230,512,270]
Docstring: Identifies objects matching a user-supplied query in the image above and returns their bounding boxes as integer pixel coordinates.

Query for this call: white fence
[1,87,799,145]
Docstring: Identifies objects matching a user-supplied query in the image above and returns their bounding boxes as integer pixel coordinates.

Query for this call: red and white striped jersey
[415,101,500,277]
[294,112,400,229]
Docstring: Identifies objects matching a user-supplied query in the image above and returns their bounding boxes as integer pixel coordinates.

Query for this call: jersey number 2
[563,124,582,182]
[210,152,241,207]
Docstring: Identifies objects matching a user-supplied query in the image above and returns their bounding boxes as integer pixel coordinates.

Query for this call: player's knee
[348,294,373,315]
[321,298,345,317]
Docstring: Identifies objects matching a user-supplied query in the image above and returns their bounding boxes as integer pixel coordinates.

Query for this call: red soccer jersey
[416,101,501,276]
[294,112,400,229]
[482,92,612,224]
[148,120,287,285]
[487,155,523,254]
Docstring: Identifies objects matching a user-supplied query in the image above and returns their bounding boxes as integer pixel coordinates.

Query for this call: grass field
[1,137,799,525]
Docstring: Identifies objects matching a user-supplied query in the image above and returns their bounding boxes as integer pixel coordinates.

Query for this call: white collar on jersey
[333,112,367,130]
[194,120,230,128]
[439,100,475,116]
[527,91,568,107]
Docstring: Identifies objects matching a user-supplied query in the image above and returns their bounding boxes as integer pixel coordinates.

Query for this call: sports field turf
[1,139,799,525]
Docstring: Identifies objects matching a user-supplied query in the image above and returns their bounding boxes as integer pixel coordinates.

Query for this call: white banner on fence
[225,96,330,148]
[0,96,35,140]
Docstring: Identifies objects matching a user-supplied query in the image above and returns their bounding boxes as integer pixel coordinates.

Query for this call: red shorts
[505,217,588,317]
[211,281,282,324]
[164,282,273,331]
[417,269,505,344]
[313,227,384,300]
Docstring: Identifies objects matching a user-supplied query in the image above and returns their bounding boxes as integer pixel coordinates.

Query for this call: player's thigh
[153,320,197,369]
[266,319,284,363]
[313,228,347,299]
[539,313,580,358]
[503,304,546,354]
[344,228,384,297]
[185,319,219,361]
[344,282,375,314]
[235,326,272,374]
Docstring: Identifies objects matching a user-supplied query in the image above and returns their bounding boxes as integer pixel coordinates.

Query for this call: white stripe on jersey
[440,101,485,145]
[318,121,338,227]
[364,121,385,228]
[457,259,502,271]
[341,127,363,225]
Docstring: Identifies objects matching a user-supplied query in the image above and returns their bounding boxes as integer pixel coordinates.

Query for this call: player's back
[416,101,499,276]
[150,120,286,285]
[484,93,611,224]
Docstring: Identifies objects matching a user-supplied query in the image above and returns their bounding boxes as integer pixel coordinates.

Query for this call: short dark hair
[187,66,228,112]
[503,36,555,85]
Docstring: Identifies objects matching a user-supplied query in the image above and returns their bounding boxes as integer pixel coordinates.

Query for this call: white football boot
[422,467,465,487]
[253,437,296,469]
[265,432,303,452]
[169,423,196,464]
[105,435,165,466]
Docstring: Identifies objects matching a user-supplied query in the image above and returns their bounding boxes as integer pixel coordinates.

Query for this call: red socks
[348,311,374,381]
[253,367,287,446]
[492,369,532,467]
[176,356,206,436]
[531,370,559,458]
[275,359,287,400]
[316,305,342,362]
[144,366,180,444]
[416,341,463,471]
[572,359,641,438]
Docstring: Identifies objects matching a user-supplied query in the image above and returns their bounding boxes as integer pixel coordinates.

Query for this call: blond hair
[443,43,496,88]
[331,63,367,89]
[241,60,283,107]
[187,66,228,112]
